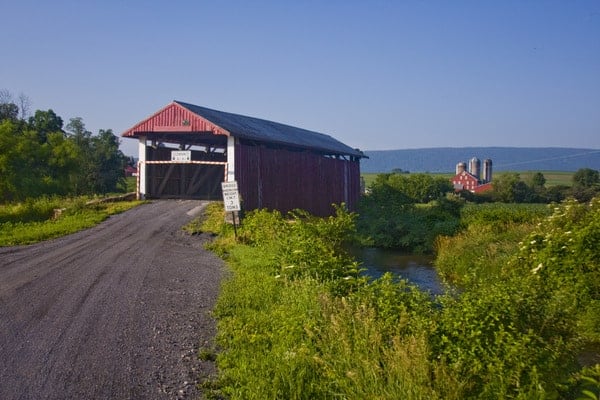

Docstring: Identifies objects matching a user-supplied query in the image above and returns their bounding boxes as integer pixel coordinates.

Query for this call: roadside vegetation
[0,90,140,246]
[0,196,143,246]
[1,89,136,201]
[196,167,600,399]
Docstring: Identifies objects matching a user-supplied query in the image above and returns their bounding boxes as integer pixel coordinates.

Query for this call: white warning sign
[221,181,241,212]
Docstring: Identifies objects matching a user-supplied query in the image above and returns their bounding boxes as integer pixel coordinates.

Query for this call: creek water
[352,247,445,295]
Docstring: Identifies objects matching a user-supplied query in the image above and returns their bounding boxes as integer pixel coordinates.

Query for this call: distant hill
[360,147,600,173]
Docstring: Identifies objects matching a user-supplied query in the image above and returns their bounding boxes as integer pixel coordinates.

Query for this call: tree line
[471,169,600,204]
[0,90,127,202]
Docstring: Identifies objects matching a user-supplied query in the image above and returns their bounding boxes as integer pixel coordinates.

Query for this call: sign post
[221,181,241,238]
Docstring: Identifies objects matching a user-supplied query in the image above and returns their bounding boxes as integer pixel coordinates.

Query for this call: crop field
[518,170,574,186]
[361,171,574,189]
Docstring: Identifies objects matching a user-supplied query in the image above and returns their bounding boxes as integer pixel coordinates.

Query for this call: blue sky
[2,1,599,156]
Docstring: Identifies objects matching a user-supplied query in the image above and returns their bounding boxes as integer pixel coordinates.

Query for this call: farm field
[361,171,574,189]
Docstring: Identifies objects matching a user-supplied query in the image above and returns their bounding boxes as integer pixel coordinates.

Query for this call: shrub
[208,196,600,399]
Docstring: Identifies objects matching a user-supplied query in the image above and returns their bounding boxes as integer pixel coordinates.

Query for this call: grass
[193,195,600,399]
[197,204,461,399]
[122,176,137,193]
[212,243,454,399]
[0,197,143,246]
[361,173,379,188]
[200,199,600,399]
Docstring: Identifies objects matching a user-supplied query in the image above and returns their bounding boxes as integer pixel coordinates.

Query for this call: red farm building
[451,157,493,193]
[121,101,365,216]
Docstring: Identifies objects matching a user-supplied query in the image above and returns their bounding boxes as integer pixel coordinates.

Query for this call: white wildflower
[531,263,543,274]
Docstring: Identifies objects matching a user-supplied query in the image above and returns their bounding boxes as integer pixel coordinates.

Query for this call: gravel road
[0,200,224,400]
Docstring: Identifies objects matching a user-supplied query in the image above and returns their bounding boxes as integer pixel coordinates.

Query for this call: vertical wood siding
[236,143,360,216]
[146,164,224,199]
[123,103,229,136]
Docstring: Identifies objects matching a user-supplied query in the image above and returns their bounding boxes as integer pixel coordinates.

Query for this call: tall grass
[0,197,143,246]
[215,245,325,399]
[200,205,461,399]
[200,198,600,399]
[213,243,458,399]
[0,196,62,224]
[435,203,551,286]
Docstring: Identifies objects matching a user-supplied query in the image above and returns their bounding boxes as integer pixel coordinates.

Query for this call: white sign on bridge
[221,181,241,212]
[171,150,191,162]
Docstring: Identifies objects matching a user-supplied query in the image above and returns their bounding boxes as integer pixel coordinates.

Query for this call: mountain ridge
[360,147,600,173]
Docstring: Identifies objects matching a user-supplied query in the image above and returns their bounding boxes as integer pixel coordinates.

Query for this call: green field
[518,171,574,186]
[361,171,574,188]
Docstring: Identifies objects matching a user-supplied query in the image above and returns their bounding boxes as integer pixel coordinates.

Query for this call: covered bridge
[121,101,365,216]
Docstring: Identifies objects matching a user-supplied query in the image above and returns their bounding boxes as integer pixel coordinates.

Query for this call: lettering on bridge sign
[171,150,191,162]
[221,181,241,212]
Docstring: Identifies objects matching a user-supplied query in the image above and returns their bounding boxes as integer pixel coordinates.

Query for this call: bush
[434,196,600,397]
[358,194,464,253]
[357,173,463,252]
[237,205,364,295]
[208,197,600,399]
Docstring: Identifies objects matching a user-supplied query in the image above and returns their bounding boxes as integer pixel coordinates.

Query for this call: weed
[0,197,143,246]
[206,196,600,398]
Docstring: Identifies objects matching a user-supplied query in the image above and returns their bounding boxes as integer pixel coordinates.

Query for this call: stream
[352,247,445,295]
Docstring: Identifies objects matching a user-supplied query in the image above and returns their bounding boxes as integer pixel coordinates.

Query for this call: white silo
[469,157,481,178]
[482,159,493,183]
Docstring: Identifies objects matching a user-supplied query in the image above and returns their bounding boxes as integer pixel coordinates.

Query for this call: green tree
[0,120,20,201]
[492,172,521,202]
[0,105,125,201]
[572,168,600,202]
[492,172,537,203]
[358,173,460,251]
[46,131,80,194]
[545,185,569,203]
[386,173,453,203]
[0,102,19,122]
[64,118,126,194]
[28,109,64,143]
[573,168,600,188]
[65,116,92,142]
[0,89,19,122]
[90,129,126,193]
[65,117,95,194]
[530,172,546,189]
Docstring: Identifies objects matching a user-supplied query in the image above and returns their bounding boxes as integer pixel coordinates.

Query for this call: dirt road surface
[0,200,224,400]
